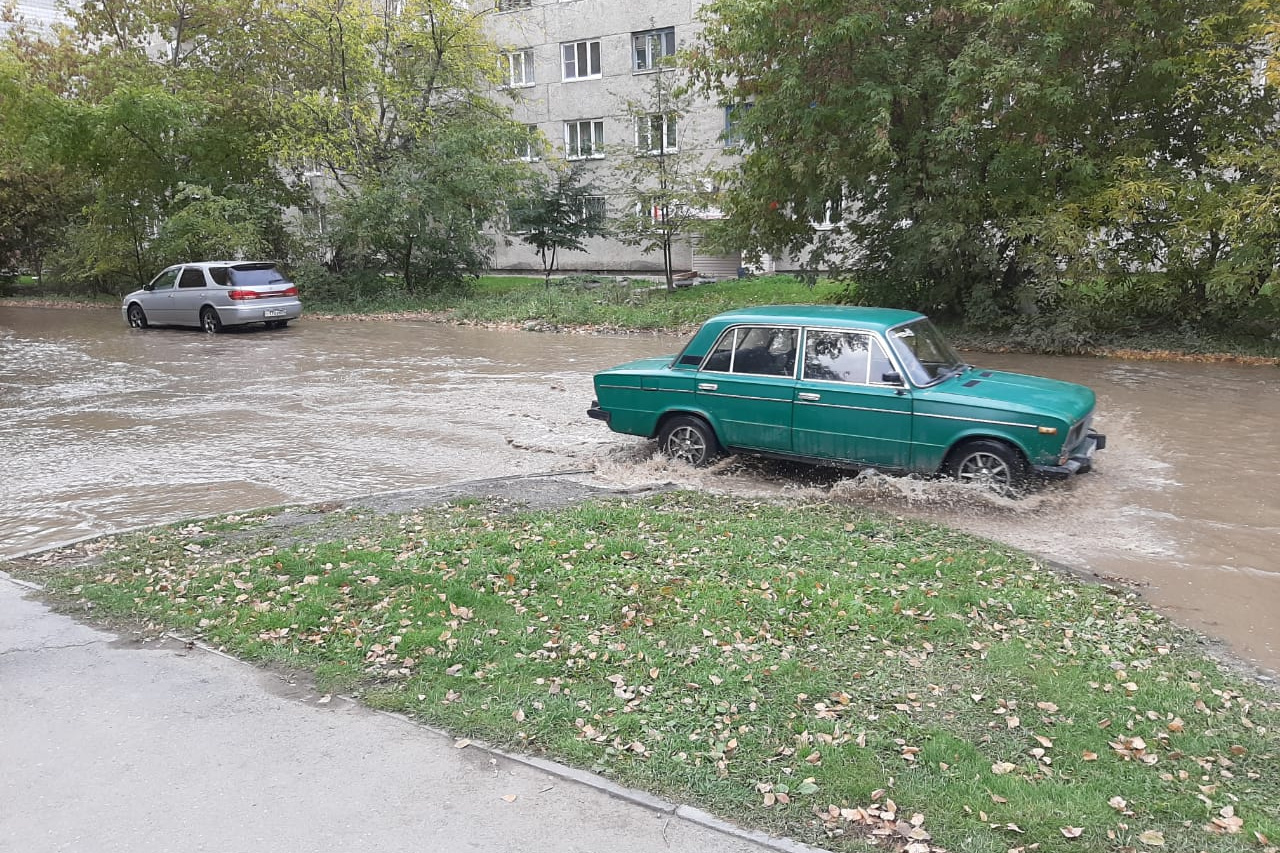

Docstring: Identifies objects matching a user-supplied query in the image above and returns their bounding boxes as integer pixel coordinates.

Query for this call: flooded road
[2,305,1277,676]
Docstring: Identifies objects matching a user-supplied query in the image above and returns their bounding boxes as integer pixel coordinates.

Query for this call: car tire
[658,415,721,467]
[945,439,1026,493]
[200,307,223,334]
[126,304,148,329]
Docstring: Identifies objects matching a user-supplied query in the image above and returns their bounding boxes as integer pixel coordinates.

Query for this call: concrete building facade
[480,0,746,277]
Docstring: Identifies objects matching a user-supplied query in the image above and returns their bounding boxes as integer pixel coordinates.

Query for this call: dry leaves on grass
[815,794,946,853]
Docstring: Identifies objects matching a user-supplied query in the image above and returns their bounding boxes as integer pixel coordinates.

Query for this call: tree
[509,162,609,289]
[331,116,532,291]
[611,62,719,292]
[689,0,1280,326]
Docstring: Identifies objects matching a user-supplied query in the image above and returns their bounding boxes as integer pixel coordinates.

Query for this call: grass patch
[301,273,845,331]
[12,492,1277,853]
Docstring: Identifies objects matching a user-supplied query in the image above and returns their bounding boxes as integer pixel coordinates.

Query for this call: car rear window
[226,264,286,287]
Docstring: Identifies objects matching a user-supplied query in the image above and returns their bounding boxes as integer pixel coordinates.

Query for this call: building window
[515,125,540,161]
[632,27,675,72]
[496,0,531,11]
[580,195,607,225]
[723,102,753,148]
[500,50,535,88]
[565,119,605,159]
[636,113,677,154]
[562,39,601,80]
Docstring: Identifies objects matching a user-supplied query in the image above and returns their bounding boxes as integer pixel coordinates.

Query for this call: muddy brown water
[3,305,1277,676]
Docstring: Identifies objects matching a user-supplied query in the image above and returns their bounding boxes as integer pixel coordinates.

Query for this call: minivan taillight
[228,285,297,300]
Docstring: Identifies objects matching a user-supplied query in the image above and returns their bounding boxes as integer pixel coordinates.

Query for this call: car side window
[178,268,206,288]
[803,330,893,385]
[150,269,179,291]
[703,326,797,377]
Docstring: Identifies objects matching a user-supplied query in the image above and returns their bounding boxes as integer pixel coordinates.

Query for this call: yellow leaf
[1138,830,1165,846]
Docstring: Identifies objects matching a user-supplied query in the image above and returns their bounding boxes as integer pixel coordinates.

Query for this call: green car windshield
[886,318,967,386]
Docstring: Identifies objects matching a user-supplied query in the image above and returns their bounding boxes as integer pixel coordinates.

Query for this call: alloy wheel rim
[668,427,706,464]
[958,452,1011,487]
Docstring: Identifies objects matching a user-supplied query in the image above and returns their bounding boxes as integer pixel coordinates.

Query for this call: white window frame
[500,49,535,88]
[580,195,606,224]
[515,125,540,162]
[636,113,677,154]
[565,119,605,159]
[562,39,602,81]
[632,27,675,72]
[723,102,753,148]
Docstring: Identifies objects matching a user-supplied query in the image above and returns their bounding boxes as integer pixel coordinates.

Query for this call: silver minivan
[122,261,302,333]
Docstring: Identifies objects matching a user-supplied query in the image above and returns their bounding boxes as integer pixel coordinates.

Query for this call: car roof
[181,261,278,269]
[708,305,926,333]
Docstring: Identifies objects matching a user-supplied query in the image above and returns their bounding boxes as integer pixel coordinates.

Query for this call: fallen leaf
[1061,827,1083,838]
[454,738,472,749]
[1138,829,1165,846]
[502,794,518,803]
[991,761,1018,775]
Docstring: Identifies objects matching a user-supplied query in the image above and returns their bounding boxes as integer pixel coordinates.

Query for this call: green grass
[302,273,846,331]
[15,492,1278,853]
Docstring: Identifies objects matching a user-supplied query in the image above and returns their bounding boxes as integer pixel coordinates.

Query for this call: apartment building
[480,0,747,276]
[2,0,80,32]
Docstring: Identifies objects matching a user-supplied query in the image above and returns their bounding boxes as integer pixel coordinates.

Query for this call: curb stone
[164,631,829,853]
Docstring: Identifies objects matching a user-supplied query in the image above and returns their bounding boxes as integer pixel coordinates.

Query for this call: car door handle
[697,382,718,391]
[797,392,821,401]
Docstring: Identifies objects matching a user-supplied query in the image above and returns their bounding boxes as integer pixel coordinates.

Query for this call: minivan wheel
[126,304,148,329]
[658,415,720,467]
[945,439,1025,493]
[200,307,223,334]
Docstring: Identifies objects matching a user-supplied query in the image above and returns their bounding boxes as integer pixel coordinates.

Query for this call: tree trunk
[664,238,674,292]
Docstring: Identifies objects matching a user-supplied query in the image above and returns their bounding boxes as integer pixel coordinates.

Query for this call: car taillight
[227,285,297,300]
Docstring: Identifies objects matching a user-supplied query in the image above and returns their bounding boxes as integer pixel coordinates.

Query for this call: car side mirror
[881,371,903,385]
[142,283,154,291]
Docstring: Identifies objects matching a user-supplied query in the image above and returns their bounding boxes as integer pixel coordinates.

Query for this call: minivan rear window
[226,264,286,287]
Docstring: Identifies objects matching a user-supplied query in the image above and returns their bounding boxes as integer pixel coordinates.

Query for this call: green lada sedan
[588,306,1105,490]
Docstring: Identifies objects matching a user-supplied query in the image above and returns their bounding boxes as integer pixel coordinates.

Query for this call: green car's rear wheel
[658,415,720,467]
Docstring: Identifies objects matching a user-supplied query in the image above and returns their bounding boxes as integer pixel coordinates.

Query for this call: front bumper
[587,401,611,424]
[1033,430,1106,479]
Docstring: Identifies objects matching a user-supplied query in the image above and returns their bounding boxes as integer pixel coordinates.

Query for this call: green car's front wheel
[658,415,720,467]
[945,439,1026,493]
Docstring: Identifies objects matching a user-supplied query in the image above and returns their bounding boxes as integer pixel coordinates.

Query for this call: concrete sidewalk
[1,574,812,853]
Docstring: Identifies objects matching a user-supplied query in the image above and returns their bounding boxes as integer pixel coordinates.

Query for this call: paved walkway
[1,573,812,853]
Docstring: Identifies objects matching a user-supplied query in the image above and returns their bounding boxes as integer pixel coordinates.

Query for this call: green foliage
[1,0,525,293]
[509,162,609,287]
[148,184,283,264]
[690,0,1280,328]
[330,117,533,292]
[611,64,720,292]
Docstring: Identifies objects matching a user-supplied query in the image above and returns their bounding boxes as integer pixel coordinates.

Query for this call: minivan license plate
[264,309,286,318]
